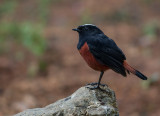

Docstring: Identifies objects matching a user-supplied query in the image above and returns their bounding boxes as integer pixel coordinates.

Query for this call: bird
[72,24,147,90]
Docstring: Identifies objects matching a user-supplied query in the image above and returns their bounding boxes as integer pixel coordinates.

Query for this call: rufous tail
[123,61,147,80]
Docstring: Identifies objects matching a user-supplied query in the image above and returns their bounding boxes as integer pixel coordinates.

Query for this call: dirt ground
[0,0,160,116]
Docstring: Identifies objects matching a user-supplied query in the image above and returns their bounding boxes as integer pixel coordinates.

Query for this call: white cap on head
[82,24,96,26]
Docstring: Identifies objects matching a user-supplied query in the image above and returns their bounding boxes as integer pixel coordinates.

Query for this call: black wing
[87,35,127,76]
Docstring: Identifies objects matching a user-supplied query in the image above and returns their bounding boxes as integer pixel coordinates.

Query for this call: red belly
[79,42,109,71]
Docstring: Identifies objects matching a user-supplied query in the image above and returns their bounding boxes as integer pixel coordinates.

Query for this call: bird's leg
[96,71,104,88]
[87,71,105,90]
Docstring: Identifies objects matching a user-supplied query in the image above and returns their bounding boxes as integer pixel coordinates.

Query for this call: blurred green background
[0,0,160,116]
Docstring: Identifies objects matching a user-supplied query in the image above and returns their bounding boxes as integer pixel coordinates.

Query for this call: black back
[75,24,127,76]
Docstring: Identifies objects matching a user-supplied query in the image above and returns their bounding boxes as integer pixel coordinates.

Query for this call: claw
[86,83,98,86]
[86,85,105,91]
[86,83,107,87]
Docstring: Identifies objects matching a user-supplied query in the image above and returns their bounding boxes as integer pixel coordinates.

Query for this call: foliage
[0,0,17,16]
[0,22,46,56]
[143,21,160,38]
[38,0,53,24]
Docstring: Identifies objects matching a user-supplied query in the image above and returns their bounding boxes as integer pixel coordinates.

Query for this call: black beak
[72,28,79,32]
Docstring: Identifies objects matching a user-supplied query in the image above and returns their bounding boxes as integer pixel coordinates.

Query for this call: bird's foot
[86,82,106,87]
[86,85,105,91]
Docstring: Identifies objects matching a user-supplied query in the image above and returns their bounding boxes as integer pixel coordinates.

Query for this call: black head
[72,24,103,36]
